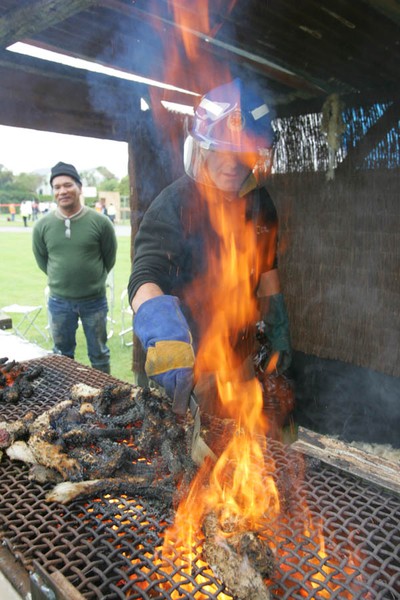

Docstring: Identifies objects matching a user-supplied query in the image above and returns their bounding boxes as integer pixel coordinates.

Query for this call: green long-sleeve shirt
[32,206,117,300]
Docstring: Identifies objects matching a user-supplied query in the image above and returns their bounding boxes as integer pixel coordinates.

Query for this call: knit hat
[50,162,82,186]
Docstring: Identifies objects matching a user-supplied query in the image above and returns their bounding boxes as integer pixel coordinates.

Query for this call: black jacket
[128,175,278,343]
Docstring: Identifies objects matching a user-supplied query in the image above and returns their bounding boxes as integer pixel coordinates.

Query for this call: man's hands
[261,292,292,374]
[134,295,194,414]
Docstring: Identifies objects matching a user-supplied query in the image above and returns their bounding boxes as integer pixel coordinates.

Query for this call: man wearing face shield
[127,78,292,416]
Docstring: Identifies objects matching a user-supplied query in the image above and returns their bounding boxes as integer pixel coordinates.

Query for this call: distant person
[32,161,117,374]
[98,199,108,216]
[107,203,116,224]
[39,201,49,214]
[20,200,32,227]
[32,200,39,221]
[8,203,16,222]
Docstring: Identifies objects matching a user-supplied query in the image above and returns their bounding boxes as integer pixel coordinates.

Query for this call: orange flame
[143,0,281,590]
[135,3,366,598]
[161,155,280,591]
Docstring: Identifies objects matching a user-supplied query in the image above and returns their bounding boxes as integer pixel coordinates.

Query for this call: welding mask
[184,78,275,195]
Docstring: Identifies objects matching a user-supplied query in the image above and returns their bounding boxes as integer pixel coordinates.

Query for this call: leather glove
[262,293,292,374]
[134,295,195,415]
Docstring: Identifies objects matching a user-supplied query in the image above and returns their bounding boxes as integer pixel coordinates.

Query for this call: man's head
[184,78,275,195]
[50,162,82,215]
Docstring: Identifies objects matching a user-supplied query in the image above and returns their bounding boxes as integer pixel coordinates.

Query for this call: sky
[0,125,129,180]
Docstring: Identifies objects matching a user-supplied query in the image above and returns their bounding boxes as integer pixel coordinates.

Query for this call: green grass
[0,217,135,383]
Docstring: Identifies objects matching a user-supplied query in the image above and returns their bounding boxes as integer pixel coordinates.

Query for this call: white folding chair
[119,289,134,347]
[1,303,47,343]
[106,270,115,340]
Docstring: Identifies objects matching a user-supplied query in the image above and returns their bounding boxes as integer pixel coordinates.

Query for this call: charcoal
[19,379,34,398]
[24,365,44,381]
[68,441,128,479]
[2,360,17,373]
[2,380,197,508]
[2,385,20,403]
[61,427,134,445]
[0,360,44,404]
[161,438,184,477]
[105,405,143,427]
[93,383,134,415]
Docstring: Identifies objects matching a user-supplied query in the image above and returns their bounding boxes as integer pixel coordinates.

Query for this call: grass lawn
[0,217,135,383]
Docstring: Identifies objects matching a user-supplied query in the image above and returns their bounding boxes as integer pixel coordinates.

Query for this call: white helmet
[184,78,275,191]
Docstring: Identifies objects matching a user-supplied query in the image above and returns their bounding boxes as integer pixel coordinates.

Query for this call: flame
[159,137,279,598]
[175,182,275,483]
[140,0,281,592]
[131,3,368,598]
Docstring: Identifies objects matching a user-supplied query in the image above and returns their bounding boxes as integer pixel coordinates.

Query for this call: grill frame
[0,355,399,600]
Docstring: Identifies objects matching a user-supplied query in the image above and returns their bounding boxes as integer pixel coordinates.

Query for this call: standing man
[128,79,292,415]
[33,162,117,373]
[8,203,16,222]
[107,203,117,224]
[20,200,32,227]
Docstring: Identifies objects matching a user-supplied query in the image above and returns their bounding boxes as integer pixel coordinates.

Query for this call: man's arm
[131,282,164,313]
[32,224,48,274]
[100,218,117,272]
[128,193,195,414]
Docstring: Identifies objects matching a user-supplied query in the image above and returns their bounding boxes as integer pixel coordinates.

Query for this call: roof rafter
[0,0,98,48]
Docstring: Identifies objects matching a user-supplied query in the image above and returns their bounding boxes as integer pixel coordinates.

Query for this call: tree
[0,167,45,205]
[98,178,119,192]
[0,165,14,188]
[119,175,130,196]
[14,172,44,194]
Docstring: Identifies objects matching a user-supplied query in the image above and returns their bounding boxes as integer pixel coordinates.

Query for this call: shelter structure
[0,0,399,444]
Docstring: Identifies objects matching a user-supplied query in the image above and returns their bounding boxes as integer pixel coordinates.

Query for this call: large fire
[135,2,365,598]
[151,0,280,578]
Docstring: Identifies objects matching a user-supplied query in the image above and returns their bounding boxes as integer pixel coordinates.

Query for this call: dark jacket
[128,175,278,343]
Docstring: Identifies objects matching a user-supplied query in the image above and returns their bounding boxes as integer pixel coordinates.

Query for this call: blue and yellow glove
[134,295,195,415]
[262,293,292,374]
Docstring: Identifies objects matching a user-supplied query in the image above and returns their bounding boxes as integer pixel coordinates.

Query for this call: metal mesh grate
[0,356,399,599]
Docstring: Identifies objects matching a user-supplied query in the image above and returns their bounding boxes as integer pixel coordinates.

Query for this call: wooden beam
[0,0,98,48]
[0,51,142,141]
[99,0,328,97]
[292,427,400,496]
[361,0,400,27]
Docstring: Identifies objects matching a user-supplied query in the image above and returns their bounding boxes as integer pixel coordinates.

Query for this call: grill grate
[0,356,399,599]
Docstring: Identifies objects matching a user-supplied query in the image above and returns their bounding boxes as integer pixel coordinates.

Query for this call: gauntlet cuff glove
[262,292,292,374]
[134,295,194,414]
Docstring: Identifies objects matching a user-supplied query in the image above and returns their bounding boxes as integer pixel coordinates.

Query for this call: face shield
[183,78,275,194]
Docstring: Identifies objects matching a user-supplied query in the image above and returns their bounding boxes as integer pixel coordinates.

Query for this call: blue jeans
[48,295,110,373]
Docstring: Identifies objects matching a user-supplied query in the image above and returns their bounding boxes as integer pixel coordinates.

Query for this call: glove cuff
[262,293,291,350]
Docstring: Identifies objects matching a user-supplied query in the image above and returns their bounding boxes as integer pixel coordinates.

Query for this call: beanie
[50,162,82,186]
